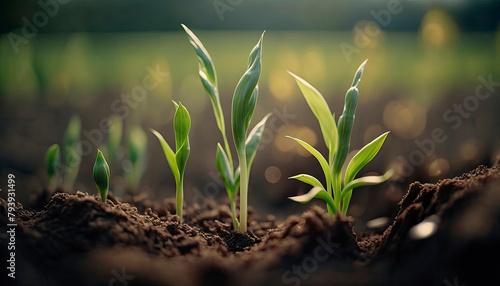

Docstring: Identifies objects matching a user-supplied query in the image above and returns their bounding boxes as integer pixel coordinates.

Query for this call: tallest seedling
[231,32,265,233]
[183,25,270,232]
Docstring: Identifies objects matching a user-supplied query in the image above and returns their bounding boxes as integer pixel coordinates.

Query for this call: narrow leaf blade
[341,170,393,201]
[289,174,325,190]
[287,136,331,184]
[288,72,337,161]
[181,24,217,86]
[150,129,180,183]
[173,102,191,153]
[351,59,368,88]
[289,186,336,213]
[45,144,60,179]
[245,113,271,169]
[232,32,264,153]
[345,132,389,184]
[216,144,235,197]
[182,24,225,133]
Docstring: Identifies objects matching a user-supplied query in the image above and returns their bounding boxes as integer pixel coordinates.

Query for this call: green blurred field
[1,30,499,111]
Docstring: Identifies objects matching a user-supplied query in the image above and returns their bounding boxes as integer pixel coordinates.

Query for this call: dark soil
[2,160,500,286]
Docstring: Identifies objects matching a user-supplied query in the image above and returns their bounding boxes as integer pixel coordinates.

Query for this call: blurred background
[1,0,499,223]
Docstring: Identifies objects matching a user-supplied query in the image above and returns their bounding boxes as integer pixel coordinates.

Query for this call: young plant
[106,114,123,165]
[93,149,110,203]
[45,144,60,190]
[183,24,270,232]
[63,114,82,190]
[126,126,148,192]
[151,102,191,220]
[288,59,392,216]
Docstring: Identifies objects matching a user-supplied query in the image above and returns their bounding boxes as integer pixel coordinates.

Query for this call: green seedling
[183,24,270,232]
[126,126,148,192]
[45,144,60,190]
[63,114,82,190]
[151,102,191,220]
[106,114,123,165]
[93,149,110,203]
[288,60,392,215]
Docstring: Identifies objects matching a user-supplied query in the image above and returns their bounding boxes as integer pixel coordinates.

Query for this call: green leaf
[288,71,337,163]
[289,186,337,213]
[150,129,180,183]
[287,136,331,184]
[173,102,191,177]
[181,24,225,133]
[216,144,235,197]
[234,166,241,196]
[45,144,60,180]
[181,24,217,87]
[93,149,110,203]
[173,102,191,152]
[289,174,325,190]
[245,113,271,170]
[232,32,264,153]
[351,59,368,88]
[345,132,389,184]
[340,170,393,201]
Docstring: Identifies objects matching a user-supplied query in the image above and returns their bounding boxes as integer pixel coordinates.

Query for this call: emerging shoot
[288,60,393,215]
[93,149,110,203]
[151,102,191,220]
[126,126,148,193]
[45,144,60,190]
[183,24,269,232]
[63,114,82,190]
[106,114,123,165]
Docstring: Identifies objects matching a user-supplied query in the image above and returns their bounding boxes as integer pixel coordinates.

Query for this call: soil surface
[1,161,500,286]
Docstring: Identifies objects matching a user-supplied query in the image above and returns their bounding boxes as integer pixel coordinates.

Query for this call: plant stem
[222,134,234,170]
[333,172,342,211]
[229,199,240,230]
[176,181,183,220]
[239,152,248,232]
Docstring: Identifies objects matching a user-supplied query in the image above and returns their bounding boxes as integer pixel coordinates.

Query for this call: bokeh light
[383,100,427,139]
[265,166,282,183]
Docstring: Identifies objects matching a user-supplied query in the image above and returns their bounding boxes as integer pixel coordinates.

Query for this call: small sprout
[151,102,191,220]
[93,149,110,203]
[45,144,60,189]
[107,114,123,164]
[63,114,82,190]
[288,60,393,215]
[183,24,269,232]
[126,126,148,193]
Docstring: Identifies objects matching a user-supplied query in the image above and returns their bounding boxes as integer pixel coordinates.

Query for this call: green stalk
[326,171,334,215]
[238,151,248,233]
[222,132,234,171]
[176,179,183,219]
[229,199,239,230]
